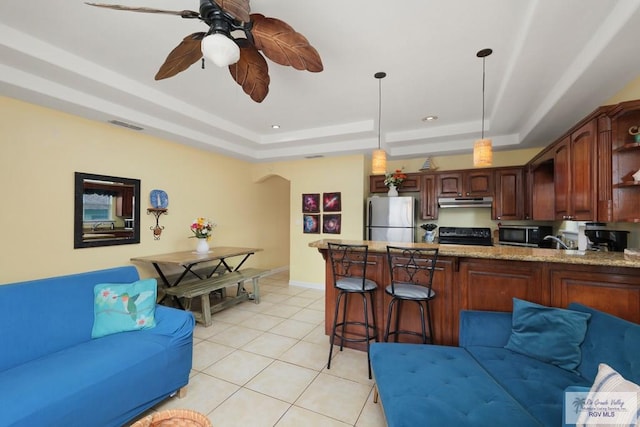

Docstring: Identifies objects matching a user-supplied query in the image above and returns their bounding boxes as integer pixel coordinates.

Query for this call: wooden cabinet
[420,174,438,220]
[369,172,421,193]
[553,120,597,221]
[458,259,547,313]
[550,264,640,323]
[611,100,640,222]
[437,170,493,197]
[116,186,134,218]
[493,167,524,220]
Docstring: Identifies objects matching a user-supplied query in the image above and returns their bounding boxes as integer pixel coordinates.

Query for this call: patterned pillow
[91,278,157,338]
[576,363,640,426]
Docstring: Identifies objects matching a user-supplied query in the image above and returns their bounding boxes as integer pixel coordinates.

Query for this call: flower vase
[196,238,210,254]
[387,185,399,197]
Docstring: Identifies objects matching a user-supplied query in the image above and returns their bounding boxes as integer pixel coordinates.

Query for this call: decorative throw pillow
[575,363,640,426]
[91,278,157,338]
[504,298,591,371]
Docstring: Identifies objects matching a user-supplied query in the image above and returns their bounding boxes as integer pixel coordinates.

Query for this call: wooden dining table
[131,246,263,297]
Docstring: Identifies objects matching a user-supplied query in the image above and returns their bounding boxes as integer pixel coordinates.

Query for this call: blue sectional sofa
[370,302,640,426]
[0,266,195,427]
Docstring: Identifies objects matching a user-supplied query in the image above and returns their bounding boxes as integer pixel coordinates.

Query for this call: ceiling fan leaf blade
[229,45,270,103]
[155,33,205,81]
[250,14,323,72]
[85,3,200,18]
[216,0,250,22]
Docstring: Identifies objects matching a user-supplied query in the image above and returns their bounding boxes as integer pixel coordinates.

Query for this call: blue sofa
[370,303,640,427]
[0,266,195,427]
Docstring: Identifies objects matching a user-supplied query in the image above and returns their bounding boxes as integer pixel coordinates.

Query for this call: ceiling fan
[86,0,323,102]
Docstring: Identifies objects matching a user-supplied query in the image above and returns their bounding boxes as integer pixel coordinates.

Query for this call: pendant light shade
[372,149,387,175]
[372,72,387,175]
[474,138,492,166]
[474,48,493,167]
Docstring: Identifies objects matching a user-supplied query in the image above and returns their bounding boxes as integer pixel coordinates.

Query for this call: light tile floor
[136,270,387,427]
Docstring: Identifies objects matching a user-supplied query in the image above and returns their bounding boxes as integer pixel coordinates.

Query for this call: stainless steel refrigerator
[366,196,416,242]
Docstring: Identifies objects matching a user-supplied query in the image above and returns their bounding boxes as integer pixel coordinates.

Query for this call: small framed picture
[302,193,320,213]
[322,214,341,234]
[303,214,320,233]
[323,192,341,212]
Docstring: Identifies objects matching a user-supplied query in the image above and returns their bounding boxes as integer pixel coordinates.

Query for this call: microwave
[498,225,553,248]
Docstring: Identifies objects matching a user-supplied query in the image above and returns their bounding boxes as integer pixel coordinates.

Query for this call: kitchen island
[310,239,640,348]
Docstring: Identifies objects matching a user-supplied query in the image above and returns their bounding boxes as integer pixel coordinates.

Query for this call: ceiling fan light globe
[201,33,240,67]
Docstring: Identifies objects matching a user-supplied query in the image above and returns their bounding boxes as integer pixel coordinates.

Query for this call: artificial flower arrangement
[384,169,408,188]
[189,217,216,240]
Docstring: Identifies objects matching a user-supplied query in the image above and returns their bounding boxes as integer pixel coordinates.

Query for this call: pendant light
[474,48,493,167]
[372,71,387,175]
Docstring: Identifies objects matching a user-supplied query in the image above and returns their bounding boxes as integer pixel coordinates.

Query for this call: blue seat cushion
[370,343,542,427]
[466,346,591,427]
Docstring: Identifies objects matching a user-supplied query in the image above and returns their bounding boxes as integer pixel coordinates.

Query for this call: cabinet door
[420,174,438,219]
[554,136,571,220]
[570,121,596,220]
[459,259,548,312]
[550,265,640,323]
[464,171,493,197]
[494,168,523,220]
[369,175,389,193]
[369,173,421,193]
[438,172,463,197]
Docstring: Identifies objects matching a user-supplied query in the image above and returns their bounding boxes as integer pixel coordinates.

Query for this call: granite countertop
[309,239,640,269]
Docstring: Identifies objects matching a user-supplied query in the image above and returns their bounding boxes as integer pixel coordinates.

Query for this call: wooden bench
[163,268,269,326]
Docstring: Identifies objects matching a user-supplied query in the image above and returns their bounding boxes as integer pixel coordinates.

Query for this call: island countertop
[309,239,640,269]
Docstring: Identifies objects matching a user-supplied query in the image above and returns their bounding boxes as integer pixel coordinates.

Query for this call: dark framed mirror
[74,172,141,248]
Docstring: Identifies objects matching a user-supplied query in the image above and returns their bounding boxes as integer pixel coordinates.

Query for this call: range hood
[438,196,493,208]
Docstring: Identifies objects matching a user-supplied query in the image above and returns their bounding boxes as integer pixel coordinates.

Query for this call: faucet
[92,222,103,231]
[543,235,569,250]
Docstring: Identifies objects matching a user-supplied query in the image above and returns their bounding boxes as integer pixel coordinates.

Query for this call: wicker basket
[130,409,212,427]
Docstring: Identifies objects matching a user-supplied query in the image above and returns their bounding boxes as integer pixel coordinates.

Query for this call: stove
[438,227,493,246]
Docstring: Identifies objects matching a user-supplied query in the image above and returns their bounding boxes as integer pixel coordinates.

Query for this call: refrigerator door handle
[367,201,372,240]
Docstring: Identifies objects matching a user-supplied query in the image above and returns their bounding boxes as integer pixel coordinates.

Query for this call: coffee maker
[584,223,629,252]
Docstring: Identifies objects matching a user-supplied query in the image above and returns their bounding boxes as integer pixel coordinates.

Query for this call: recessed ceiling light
[271,124,280,129]
[421,116,438,122]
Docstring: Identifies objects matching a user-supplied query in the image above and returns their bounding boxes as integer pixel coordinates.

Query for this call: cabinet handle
[466,192,470,196]
[497,216,501,220]
[458,193,462,196]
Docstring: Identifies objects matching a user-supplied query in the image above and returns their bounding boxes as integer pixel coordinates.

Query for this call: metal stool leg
[327,291,344,370]
[425,300,434,344]
[417,301,427,344]
[339,293,349,351]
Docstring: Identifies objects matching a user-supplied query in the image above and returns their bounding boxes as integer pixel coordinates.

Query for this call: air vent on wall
[108,120,144,131]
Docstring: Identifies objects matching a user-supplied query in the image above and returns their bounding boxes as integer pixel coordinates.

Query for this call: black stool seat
[327,243,378,379]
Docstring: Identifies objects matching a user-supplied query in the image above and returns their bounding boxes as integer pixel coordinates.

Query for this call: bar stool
[326,243,378,379]
[384,246,438,344]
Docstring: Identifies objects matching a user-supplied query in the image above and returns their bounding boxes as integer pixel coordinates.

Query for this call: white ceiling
[2,1,640,162]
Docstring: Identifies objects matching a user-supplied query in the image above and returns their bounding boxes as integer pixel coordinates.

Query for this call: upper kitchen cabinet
[369,172,422,193]
[554,119,599,221]
[493,167,524,220]
[611,99,640,223]
[420,174,438,220]
[438,170,493,198]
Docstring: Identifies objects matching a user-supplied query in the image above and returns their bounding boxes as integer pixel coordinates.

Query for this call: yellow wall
[0,96,290,284]
[252,155,368,287]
